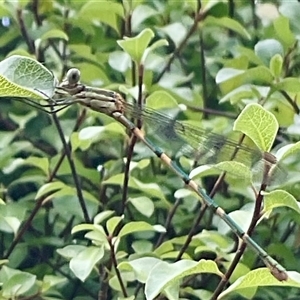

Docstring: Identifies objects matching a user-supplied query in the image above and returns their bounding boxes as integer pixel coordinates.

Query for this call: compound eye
[66,68,80,85]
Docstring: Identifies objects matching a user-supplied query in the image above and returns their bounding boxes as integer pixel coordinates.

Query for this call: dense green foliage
[1,0,300,299]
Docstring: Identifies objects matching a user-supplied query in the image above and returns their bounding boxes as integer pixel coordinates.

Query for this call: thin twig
[32,0,42,26]
[280,90,300,114]
[48,109,87,181]
[51,112,91,222]
[211,164,271,299]
[155,197,182,248]
[156,8,208,83]
[186,104,237,119]
[16,7,35,54]
[108,237,128,297]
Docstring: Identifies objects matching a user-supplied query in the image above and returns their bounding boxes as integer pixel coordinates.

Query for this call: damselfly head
[65,68,81,86]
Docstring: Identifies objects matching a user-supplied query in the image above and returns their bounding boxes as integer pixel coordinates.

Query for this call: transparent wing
[124,102,286,183]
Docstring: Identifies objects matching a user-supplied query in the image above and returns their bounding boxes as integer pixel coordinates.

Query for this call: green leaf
[0,215,21,235]
[234,103,278,151]
[0,74,48,100]
[269,54,283,78]
[71,224,99,234]
[70,246,104,282]
[0,203,26,236]
[131,4,158,31]
[119,257,162,283]
[2,272,36,297]
[254,39,284,67]
[159,22,187,47]
[238,46,265,65]
[22,156,49,176]
[35,181,67,199]
[117,28,155,64]
[216,67,274,94]
[276,141,300,161]
[131,240,153,254]
[106,216,124,236]
[143,39,169,64]
[263,190,300,215]
[128,196,154,217]
[204,16,251,40]
[217,209,253,236]
[85,229,108,244]
[9,111,37,130]
[42,275,67,292]
[203,0,228,17]
[219,269,300,299]
[118,297,135,300]
[279,2,300,33]
[190,164,222,180]
[118,221,165,238]
[145,259,223,300]
[94,211,115,224]
[109,51,131,72]
[0,131,17,149]
[213,161,252,182]
[78,1,124,34]
[219,85,258,104]
[56,245,87,259]
[190,161,252,184]
[274,78,300,93]
[0,55,55,98]
[103,174,169,204]
[194,230,233,254]
[273,16,296,47]
[78,123,126,150]
[146,91,178,110]
[73,62,111,86]
[40,29,69,42]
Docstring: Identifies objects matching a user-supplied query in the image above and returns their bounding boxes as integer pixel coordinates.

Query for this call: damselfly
[23,68,288,281]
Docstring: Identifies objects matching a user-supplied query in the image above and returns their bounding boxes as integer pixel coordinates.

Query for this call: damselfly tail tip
[271,267,288,281]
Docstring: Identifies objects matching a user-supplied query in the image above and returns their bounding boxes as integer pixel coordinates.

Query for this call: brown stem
[108,237,128,297]
[51,112,90,222]
[16,7,35,54]
[211,164,271,299]
[156,9,208,83]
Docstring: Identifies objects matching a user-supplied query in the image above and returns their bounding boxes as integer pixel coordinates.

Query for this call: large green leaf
[128,196,154,217]
[273,16,295,47]
[56,245,86,260]
[216,66,274,94]
[234,103,278,151]
[117,28,152,62]
[117,28,161,64]
[0,55,56,98]
[131,4,158,31]
[276,141,300,161]
[107,216,124,236]
[255,39,284,66]
[40,29,69,42]
[118,221,165,238]
[263,190,300,215]
[119,257,161,283]
[274,78,300,93]
[204,16,251,39]
[219,269,300,299]
[103,174,169,204]
[2,270,36,298]
[78,1,124,34]
[70,246,105,282]
[270,54,283,78]
[145,259,223,300]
